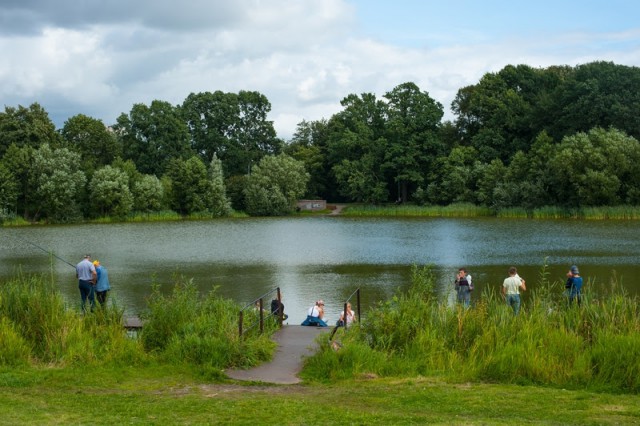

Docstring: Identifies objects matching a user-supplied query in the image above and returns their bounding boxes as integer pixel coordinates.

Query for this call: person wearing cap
[565,265,583,306]
[76,254,97,312]
[301,300,328,327]
[93,260,111,306]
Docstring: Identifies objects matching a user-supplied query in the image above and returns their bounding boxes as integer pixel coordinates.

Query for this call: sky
[1,0,639,140]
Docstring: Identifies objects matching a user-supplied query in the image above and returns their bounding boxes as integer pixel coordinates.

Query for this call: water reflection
[1,217,639,324]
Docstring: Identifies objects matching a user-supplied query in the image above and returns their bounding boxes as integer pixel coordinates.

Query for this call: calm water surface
[1,217,639,324]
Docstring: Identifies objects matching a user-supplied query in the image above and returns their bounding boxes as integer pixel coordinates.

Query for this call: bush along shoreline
[304,264,640,394]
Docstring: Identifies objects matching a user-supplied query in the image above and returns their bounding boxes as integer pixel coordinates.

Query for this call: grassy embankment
[342,203,640,219]
[1,268,639,424]
[305,264,640,394]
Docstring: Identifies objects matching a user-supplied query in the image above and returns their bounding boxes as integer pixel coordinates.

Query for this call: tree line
[1,61,639,223]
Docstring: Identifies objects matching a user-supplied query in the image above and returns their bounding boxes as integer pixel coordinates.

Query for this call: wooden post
[259,298,264,334]
[343,302,348,330]
[276,287,283,326]
[356,288,361,326]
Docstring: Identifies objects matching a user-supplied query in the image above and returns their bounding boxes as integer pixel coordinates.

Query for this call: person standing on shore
[93,260,111,306]
[454,268,472,307]
[502,266,526,315]
[565,265,583,307]
[76,254,96,313]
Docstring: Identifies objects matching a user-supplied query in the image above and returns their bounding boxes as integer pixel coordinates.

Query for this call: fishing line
[9,234,77,269]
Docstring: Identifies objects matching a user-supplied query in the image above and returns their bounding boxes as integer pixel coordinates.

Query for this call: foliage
[244,154,309,216]
[0,103,61,157]
[140,277,274,368]
[207,154,232,217]
[115,100,193,176]
[29,144,86,222]
[181,90,283,177]
[61,114,121,175]
[0,162,18,215]
[89,165,134,218]
[132,174,165,212]
[165,156,211,215]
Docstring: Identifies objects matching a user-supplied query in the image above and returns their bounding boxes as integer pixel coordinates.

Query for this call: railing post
[343,302,348,330]
[276,287,283,326]
[238,310,243,338]
[259,298,264,334]
[356,288,361,326]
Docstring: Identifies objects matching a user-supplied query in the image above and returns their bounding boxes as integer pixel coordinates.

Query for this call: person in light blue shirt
[76,254,96,312]
[93,260,111,306]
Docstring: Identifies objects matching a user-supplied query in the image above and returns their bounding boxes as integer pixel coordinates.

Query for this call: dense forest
[1,61,640,223]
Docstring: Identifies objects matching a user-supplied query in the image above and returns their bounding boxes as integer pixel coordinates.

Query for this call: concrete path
[226,325,328,384]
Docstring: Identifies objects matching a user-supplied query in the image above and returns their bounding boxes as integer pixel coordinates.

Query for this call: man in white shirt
[502,266,526,315]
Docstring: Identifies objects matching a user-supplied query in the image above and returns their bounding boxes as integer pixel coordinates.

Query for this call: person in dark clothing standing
[566,265,583,306]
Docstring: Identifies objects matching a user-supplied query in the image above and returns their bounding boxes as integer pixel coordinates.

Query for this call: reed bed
[0,273,273,373]
[304,264,640,393]
[342,203,494,218]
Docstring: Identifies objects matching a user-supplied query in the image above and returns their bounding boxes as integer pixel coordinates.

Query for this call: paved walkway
[226,325,328,384]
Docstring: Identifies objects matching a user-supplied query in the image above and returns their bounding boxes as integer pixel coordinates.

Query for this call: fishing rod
[10,234,77,269]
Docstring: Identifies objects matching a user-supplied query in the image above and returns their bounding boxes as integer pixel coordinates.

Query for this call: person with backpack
[565,265,583,306]
[454,267,473,307]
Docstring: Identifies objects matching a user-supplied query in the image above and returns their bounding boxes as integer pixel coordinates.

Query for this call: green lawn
[1,366,638,425]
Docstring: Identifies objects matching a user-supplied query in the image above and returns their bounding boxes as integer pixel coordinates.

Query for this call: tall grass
[303,264,640,393]
[140,277,276,372]
[342,203,494,218]
[0,273,275,372]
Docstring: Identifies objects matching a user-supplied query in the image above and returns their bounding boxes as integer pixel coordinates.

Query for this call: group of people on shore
[301,299,356,328]
[75,254,111,312]
[455,265,583,314]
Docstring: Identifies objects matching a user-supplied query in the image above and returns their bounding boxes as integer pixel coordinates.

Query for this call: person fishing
[76,254,97,312]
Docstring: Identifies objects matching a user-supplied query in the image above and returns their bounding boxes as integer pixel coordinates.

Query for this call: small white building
[296,200,326,211]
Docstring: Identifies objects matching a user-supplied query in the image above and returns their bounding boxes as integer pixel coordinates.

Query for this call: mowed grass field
[0,365,639,425]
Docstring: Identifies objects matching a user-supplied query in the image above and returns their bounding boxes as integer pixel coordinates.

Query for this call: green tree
[132,174,165,213]
[0,163,18,217]
[115,100,193,176]
[327,93,389,203]
[30,144,86,222]
[285,119,332,199]
[0,103,61,157]
[552,62,640,141]
[89,165,134,218]
[61,114,121,175]
[383,82,444,202]
[181,91,239,164]
[548,128,640,206]
[244,154,309,216]
[426,146,478,205]
[207,154,231,217]
[165,156,210,215]
[0,144,34,218]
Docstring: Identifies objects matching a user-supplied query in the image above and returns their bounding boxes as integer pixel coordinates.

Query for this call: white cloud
[0,1,639,139]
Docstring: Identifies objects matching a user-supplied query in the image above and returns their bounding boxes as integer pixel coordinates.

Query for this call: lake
[1,217,639,324]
